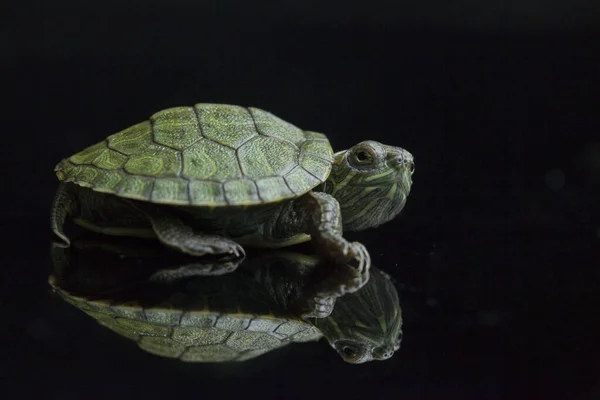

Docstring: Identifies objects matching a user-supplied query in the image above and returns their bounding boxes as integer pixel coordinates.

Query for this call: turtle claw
[347,241,370,277]
[218,241,245,260]
[180,235,246,259]
[323,237,371,277]
[230,243,245,258]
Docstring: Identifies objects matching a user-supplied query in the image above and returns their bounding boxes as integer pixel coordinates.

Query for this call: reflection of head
[313,268,403,363]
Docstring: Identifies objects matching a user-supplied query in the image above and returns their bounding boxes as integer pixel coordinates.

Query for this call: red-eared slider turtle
[52,103,414,275]
[49,239,402,363]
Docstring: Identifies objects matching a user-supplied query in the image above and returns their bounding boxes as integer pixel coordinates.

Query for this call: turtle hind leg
[145,209,246,259]
[144,212,246,280]
[51,183,79,247]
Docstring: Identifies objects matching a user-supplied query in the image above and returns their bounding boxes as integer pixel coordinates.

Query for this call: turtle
[49,237,402,363]
[52,103,414,275]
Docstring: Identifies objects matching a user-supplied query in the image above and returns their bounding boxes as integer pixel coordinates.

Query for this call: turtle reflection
[50,238,402,363]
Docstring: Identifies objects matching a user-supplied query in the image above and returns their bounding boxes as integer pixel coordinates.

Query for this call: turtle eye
[335,341,368,363]
[349,148,375,167]
[356,151,369,161]
[342,346,358,358]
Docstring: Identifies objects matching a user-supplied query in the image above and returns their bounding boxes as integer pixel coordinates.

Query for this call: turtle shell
[49,275,322,362]
[55,104,333,206]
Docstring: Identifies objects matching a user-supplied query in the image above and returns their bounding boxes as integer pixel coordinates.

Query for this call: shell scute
[249,107,306,146]
[237,135,298,179]
[151,106,202,150]
[182,138,242,181]
[196,104,258,149]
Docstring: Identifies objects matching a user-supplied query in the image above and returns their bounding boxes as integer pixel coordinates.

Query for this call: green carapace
[52,104,414,275]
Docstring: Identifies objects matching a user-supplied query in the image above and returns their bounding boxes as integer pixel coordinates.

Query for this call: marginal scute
[151,106,202,150]
[255,176,295,202]
[182,139,242,181]
[96,317,140,341]
[237,135,298,178]
[92,169,124,192]
[214,316,250,331]
[247,318,280,333]
[300,154,332,181]
[179,313,217,328]
[224,180,260,204]
[289,326,321,342]
[195,104,258,149]
[107,304,146,319]
[235,348,272,361]
[76,299,108,315]
[117,175,155,200]
[285,166,322,194]
[274,322,305,336]
[151,178,189,204]
[181,345,238,362]
[139,336,185,359]
[189,180,226,205]
[73,165,101,186]
[301,136,334,162]
[144,308,183,325]
[249,107,306,146]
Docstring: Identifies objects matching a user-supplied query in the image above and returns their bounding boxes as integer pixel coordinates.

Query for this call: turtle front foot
[320,236,371,277]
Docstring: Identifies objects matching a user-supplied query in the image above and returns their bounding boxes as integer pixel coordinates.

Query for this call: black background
[3,1,600,399]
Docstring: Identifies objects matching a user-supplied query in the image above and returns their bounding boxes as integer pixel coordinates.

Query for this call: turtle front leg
[295,192,371,276]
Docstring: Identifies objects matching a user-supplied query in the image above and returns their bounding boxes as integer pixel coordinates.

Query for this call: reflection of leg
[148,211,245,258]
[297,260,371,319]
[149,260,244,282]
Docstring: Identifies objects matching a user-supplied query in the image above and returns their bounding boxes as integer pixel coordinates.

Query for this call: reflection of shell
[50,275,321,362]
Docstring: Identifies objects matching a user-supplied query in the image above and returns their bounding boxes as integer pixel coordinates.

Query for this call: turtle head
[312,268,403,364]
[323,141,414,231]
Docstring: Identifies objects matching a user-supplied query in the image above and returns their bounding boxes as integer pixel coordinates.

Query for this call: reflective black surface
[48,236,398,364]
[4,1,600,399]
